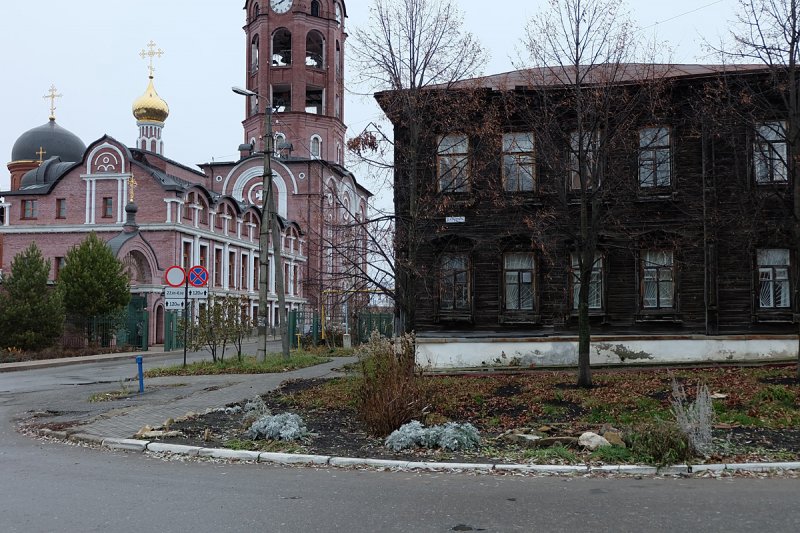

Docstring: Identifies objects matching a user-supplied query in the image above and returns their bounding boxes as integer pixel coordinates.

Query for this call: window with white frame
[310,135,322,159]
[757,248,790,308]
[569,131,599,190]
[754,121,788,184]
[440,253,470,311]
[250,34,259,72]
[504,253,534,311]
[572,253,603,310]
[639,126,671,187]
[438,134,469,192]
[641,250,674,309]
[503,133,535,192]
[274,133,287,158]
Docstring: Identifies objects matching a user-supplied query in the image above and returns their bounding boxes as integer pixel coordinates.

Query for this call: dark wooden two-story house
[379,64,797,368]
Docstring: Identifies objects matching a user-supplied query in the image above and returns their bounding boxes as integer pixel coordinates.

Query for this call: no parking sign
[188,265,209,287]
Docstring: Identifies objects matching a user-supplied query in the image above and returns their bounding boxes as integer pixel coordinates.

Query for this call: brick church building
[0,0,369,347]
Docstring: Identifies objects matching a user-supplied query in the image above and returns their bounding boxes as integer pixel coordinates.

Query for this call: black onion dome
[11,119,86,163]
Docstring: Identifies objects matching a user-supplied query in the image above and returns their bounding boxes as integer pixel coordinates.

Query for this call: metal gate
[289,310,321,348]
[118,296,149,351]
[164,310,183,351]
[356,312,394,343]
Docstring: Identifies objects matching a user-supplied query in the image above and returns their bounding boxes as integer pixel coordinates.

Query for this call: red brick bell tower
[241,0,347,164]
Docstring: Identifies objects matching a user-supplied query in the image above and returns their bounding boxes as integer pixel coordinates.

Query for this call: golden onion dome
[132,76,169,123]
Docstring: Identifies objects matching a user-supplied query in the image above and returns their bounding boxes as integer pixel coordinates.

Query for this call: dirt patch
[154,375,800,465]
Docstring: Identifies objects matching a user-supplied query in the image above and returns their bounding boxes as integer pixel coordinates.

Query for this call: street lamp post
[232,86,290,361]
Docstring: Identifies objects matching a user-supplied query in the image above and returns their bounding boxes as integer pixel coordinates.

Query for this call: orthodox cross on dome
[128,176,138,203]
[42,84,62,120]
[139,40,164,78]
[36,146,47,162]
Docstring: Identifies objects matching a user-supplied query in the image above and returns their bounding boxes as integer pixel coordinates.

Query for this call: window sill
[437,312,473,323]
[754,310,793,323]
[755,181,789,187]
[635,312,682,323]
[500,313,540,325]
[636,190,676,201]
[569,310,606,317]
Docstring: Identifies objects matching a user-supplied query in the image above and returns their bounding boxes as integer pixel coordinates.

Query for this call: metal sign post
[163,265,208,368]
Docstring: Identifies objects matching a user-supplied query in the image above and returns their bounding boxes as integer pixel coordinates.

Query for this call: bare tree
[722,0,800,379]
[349,0,488,333]
[519,0,665,387]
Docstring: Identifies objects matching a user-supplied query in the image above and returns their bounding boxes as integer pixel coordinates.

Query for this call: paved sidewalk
[77,358,351,439]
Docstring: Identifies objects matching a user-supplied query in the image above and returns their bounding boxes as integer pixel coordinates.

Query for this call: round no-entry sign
[165,266,186,287]
[188,265,209,287]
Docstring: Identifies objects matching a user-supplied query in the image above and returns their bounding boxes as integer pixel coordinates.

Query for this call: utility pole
[232,87,290,360]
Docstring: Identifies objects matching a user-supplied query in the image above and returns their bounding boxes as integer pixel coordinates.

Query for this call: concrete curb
[43,432,800,475]
[102,438,149,452]
[0,350,182,373]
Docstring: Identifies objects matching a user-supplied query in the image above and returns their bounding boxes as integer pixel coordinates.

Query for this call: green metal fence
[289,310,321,348]
[356,312,394,343]
[164,310,183,351]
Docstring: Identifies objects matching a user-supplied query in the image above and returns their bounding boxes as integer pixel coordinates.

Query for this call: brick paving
[80,358,350,439]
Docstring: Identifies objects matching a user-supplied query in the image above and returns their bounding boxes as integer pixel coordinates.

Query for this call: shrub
[671,379,714,455]
[625,419,693,467]
[246,413,308,441]
[523,444,577,464]
[590,445,633,463]
[356,333,429,437]
[243,396,270,417]
[385,420,481,452]
[754,385,796,407]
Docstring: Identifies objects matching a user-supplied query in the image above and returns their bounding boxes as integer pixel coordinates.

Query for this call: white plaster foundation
[416,335,798,369]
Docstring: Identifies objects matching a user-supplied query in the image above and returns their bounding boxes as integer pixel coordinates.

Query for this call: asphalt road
[1,352,799,532]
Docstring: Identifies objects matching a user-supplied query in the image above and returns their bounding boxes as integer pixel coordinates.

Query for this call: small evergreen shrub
[385,421,481,452]
[246,413,308,441]
[243,396,270,416]
[625,419,693,466]
[241,396,271,426]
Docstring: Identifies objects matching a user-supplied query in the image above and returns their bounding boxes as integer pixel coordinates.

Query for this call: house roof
[444,63,769,91]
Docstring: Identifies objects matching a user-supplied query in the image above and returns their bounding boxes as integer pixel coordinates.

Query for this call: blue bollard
[136,355,144,393]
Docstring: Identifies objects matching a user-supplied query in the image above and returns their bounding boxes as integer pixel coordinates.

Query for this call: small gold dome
[132,76,169,123]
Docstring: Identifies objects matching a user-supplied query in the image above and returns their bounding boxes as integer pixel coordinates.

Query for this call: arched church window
[335,3,342,26]
[310,135,322,159]
[272,28,292,66]
[274,133,287,158]
[306,31,324,68]
[311,0,320,16]
[183,192,196,222]
[335,41,341,79]
[252,3,260,20]
[250,35,259,72]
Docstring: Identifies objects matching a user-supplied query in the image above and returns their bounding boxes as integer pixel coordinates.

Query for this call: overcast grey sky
[0,0,738,199]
